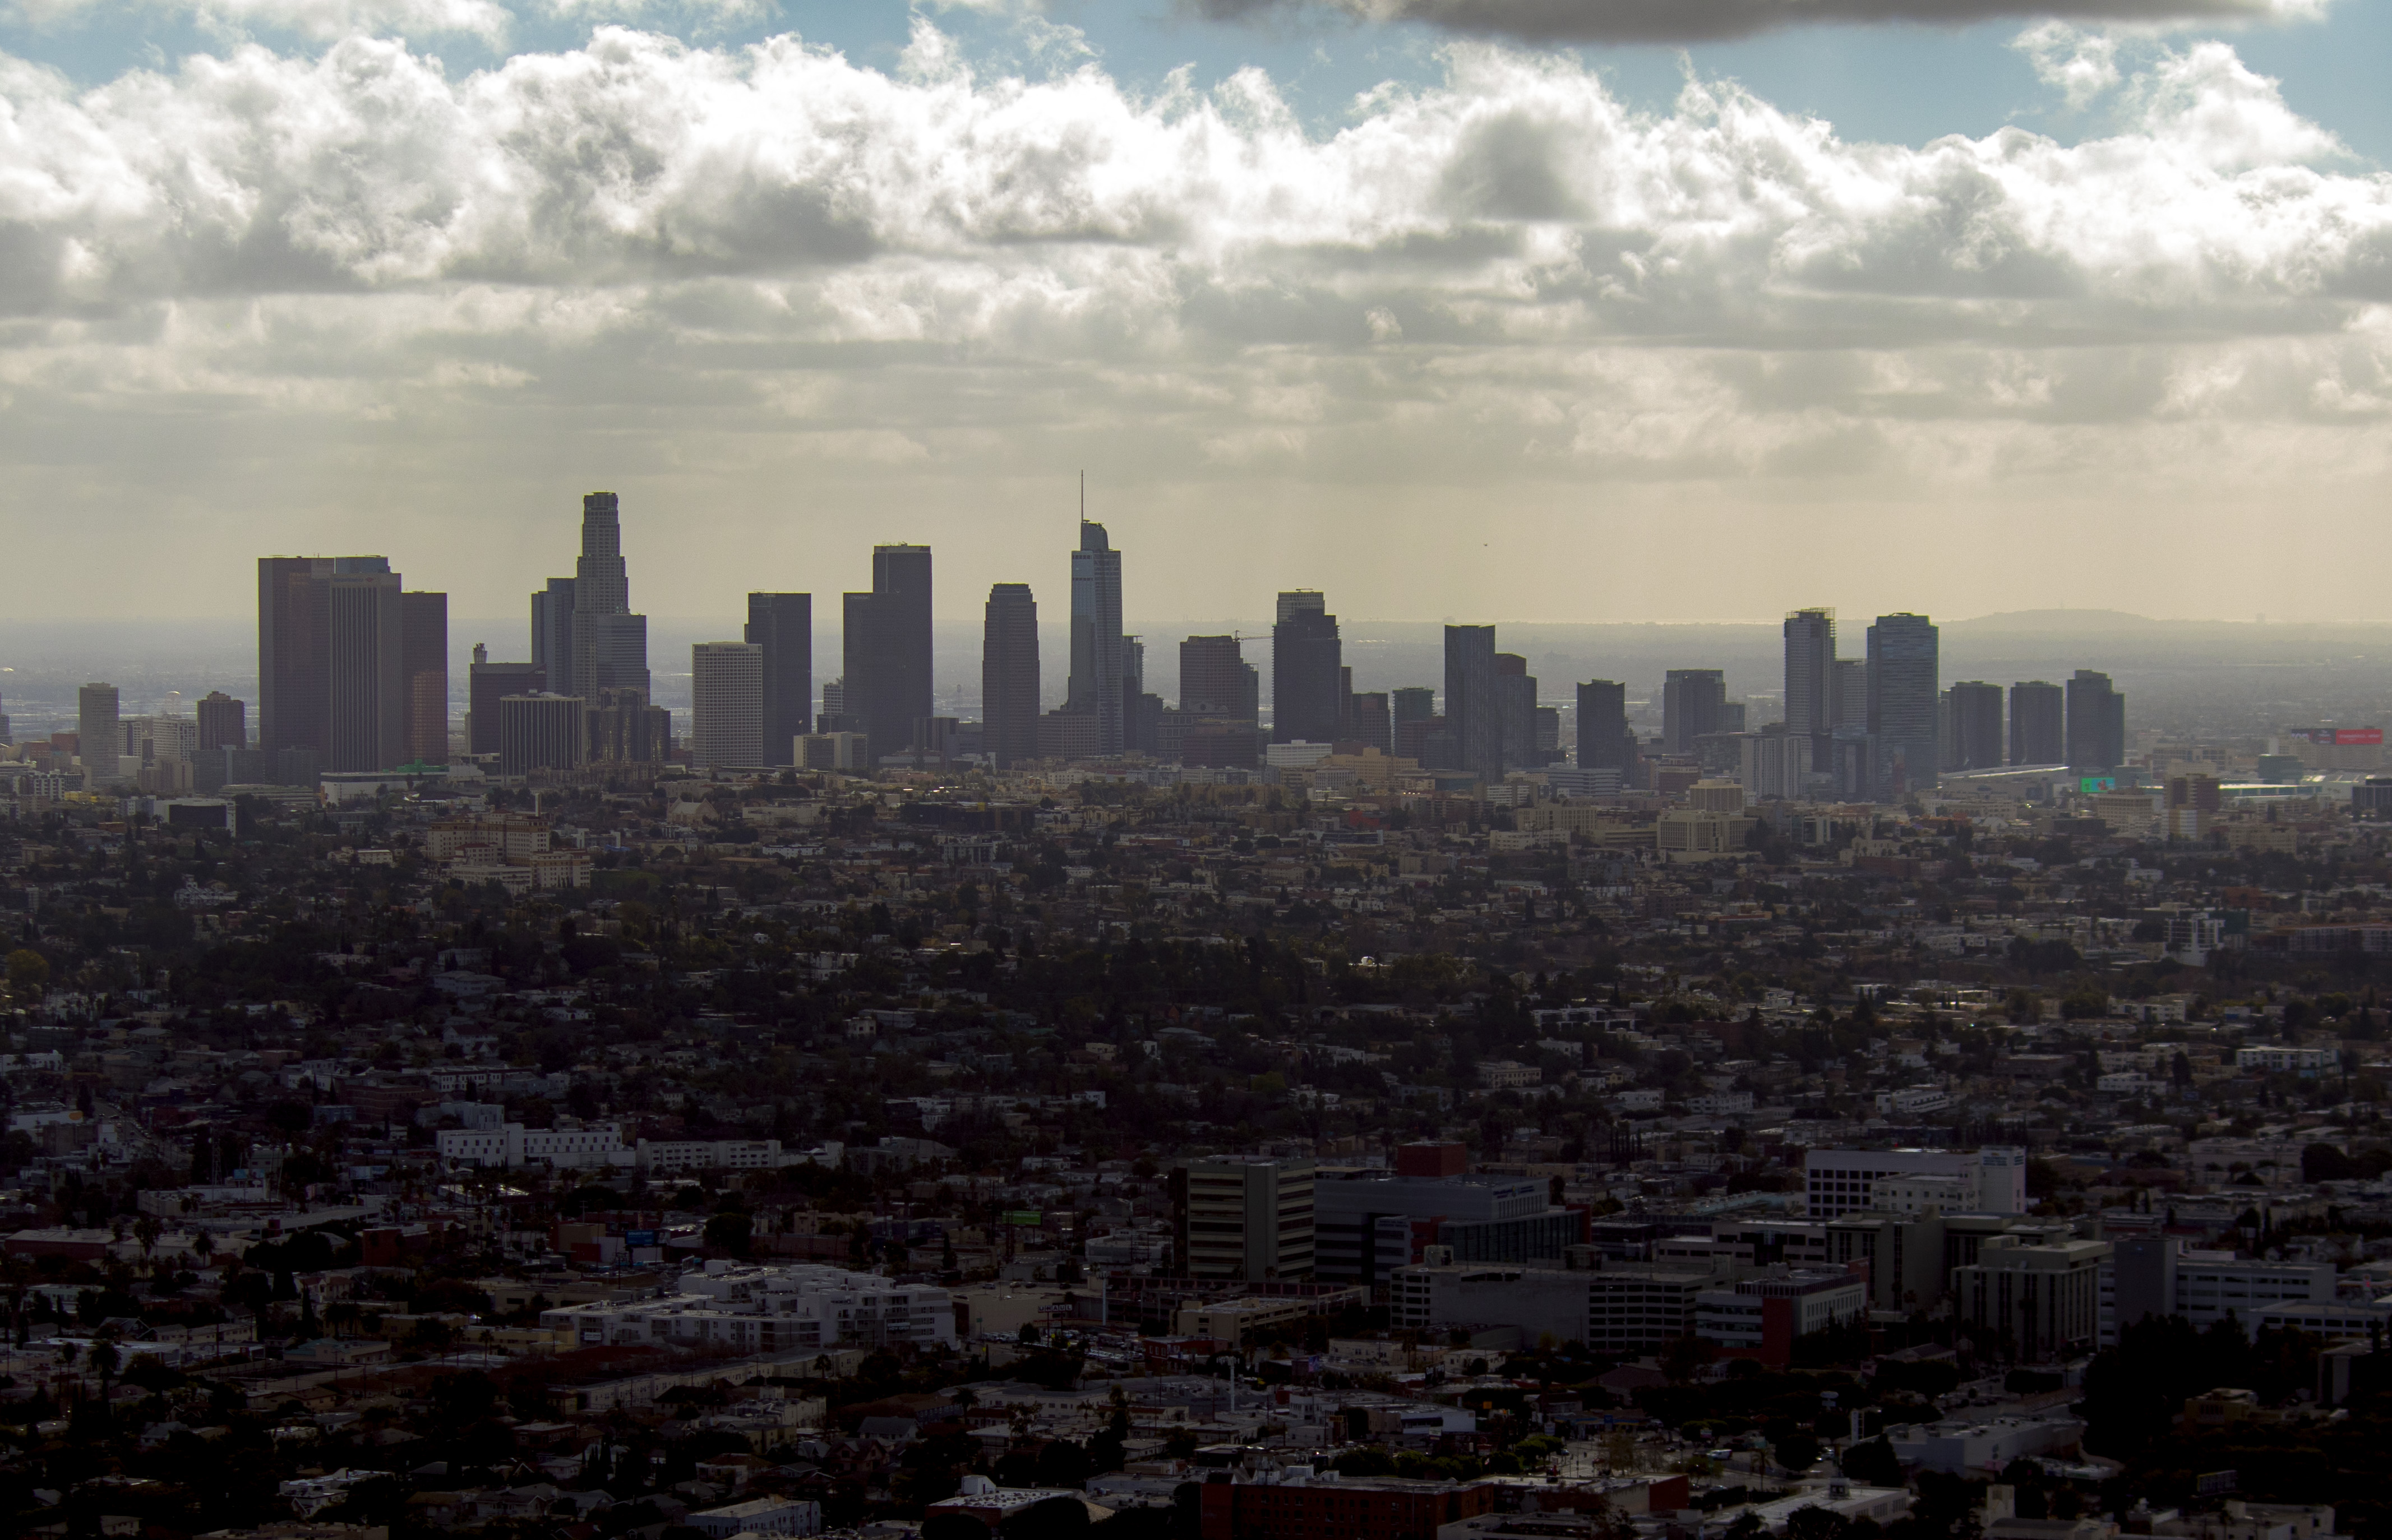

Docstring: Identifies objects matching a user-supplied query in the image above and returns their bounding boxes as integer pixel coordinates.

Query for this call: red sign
[2339,729,2384,746]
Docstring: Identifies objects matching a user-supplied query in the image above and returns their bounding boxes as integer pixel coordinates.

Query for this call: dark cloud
[1186,0,2305,46]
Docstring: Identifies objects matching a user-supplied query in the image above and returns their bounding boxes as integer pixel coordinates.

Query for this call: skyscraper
[1068,521,1124,755]
[258,556,335,759]
[691,642,765,768]
[1662,668,1728,755]
[499,693,584,778]
[78,682,120,783]
[532,576,576,697]
[844,544,934,765]
[568,493,650,701]
[1348,692,1392,753]
[1830,658,1869,730]
[1577,680,1631,776]
[468,646,543,757]
[1784,608,1836,748]
[196,691,246,754]
[401,589,447,767]
[2066,669,2126,773]
[1867,613,1940,795]
[745,592,812,767]
[2010,681,2065,766]
[1443,625,1499,777]
[1272,590,1343,745]
[1391,687,1435,733]
[1944,681,2004,772]
[1495,652,1537,769]
[327,559,404,773]
[1170,634,1260,767]
[982,583,1040,769]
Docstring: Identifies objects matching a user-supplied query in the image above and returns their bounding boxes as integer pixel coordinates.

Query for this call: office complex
[78,683,120,783]
[1067,522,1124,756]
[565,492,650,704]
[1347,690,1391,752]
[2067,668,2127,772]
[690,642,765,769]
[1169,635,1261,768]
[1272,590,1343,745]
[1943,680,2003,772]
[980,583,1039,769]
[1783,608,1836,749]
[1663,668,1728,755]
[2010,680,2066,765]
[498,692,584,778]
[195,692,246,755]
[1442,624,1499,777]
[843,544,933,765]
[1575,679,1630,777]
[400,589,447,766]
[467,648,543,757]
[532,576,577,697]
[744,593,812,768]
[1172,1157,1315,1280]
[1866,612,1939,794]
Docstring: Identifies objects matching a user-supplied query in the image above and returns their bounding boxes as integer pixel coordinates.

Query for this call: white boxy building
[541,1260,958,1354]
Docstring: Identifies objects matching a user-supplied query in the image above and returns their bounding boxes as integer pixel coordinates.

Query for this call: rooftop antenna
[1079,470,1085,522]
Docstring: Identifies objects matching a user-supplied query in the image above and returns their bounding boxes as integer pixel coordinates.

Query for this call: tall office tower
[981,583,1040,769]
[1337,665,1356,739]
[1662,668,1728,754]
[78,683,121,782]
[2010,680,2065,766]
[1576,680,1631,775]
[1391,687,1435,734]
[498,692,585,778]
[1944,681,2004,771]
[1272,590,1343,744]
[1068,522,1125,755]
[1349,691,1392,752]
[195,691,246,754]
[588,688,672,765]
[468,645,543,756]
[1867,613,1940,795]
[690,642,765,768]
[1180,635,1259,721]
[400,590,447,766]
[568,493,651,701]
[532,577,576,697]
[325,560,404,772]
[258,556,335,759]
[744,593,812,767]
[1123,635,1161,753]
[2066,669,2127,772]
[1784,608,1836,747]
[1830,658,1869,730]
[1494,652,1536,769]
[1443,625,1499,776]
[843,543,934,764]
[0,690,9,746]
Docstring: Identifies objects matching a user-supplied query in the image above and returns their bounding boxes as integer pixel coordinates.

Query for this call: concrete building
[1312,1170,1585,1288]
[498,692,585,778]
[1172,1157,1314,1280]
[745,592,812,769]
[467,649,542,757]
[1952,1235,2111,1359]
[1695,1266,1869,1363]
[2101,1237,2335,1344]
[541,1260,956,1353]
[691,641,765,768]
[981,582,1040,770]
[1803,1148,2025,1219]
[437,1121,627,1168]
[1388,1261,1710,1356]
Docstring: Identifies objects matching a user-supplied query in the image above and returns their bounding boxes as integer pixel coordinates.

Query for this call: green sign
[2079,776,2117,794]
[1003,1210,1043,1227]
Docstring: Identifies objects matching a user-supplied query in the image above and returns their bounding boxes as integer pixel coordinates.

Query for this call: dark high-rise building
[327,560,404,773]
[1495,652,1536,769]
[1662,668,1727,755]
[1443,625,1499,777]
[982,582,1040,769]
[1068,522,1124,755]
[1349,691,1391,753]
[1170,634,1260,767]
[468,645,543,757]
[1391,687,1435,733]
[1830,658,1869,731]
[565,493,649,701]
[500,692,584,778]
[1867,613,1939,795]
[1123,636,1161,753]
[1784,608,1836,748]
[844,543,933,765]
[196,691,246,755]
[2010,680,2065,766]
[258,556,335,759]
[2066,669,2126,773]
[401,589,447,767]
[1576,680,1631,775]
[1272,590,1343,745]
[1944,681,2003,771]
[532,576,576,697]
[78,682,120,783]
[745,592,812,767]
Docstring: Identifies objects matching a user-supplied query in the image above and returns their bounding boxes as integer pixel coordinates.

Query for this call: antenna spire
[1079,470,1085,522]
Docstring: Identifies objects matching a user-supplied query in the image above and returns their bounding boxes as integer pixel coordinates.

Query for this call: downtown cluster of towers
[207,495,2130,788]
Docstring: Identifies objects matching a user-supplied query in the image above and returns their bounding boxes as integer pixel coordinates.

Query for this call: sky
[2,0,2390,631]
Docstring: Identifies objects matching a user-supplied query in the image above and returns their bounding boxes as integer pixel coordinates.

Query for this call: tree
[5,949,48,1002]
[1841,1436,1905,1488]
[703,1212,753,1257]
[1773,1430,1822,1473]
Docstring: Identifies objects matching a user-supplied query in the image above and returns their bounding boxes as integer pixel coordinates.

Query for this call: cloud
[0,20,2389,622]
[2014,21,2120,108]
[4,0,514,41]
[1183,0,2326,47]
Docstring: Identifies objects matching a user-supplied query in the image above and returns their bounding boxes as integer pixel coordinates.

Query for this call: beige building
[1952,1235,2112,1359]
[1172,1157,1315,1280]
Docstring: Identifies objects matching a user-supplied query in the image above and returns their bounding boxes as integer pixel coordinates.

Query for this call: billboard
[2079,777,2117,794]
[2288,728,2382,746]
